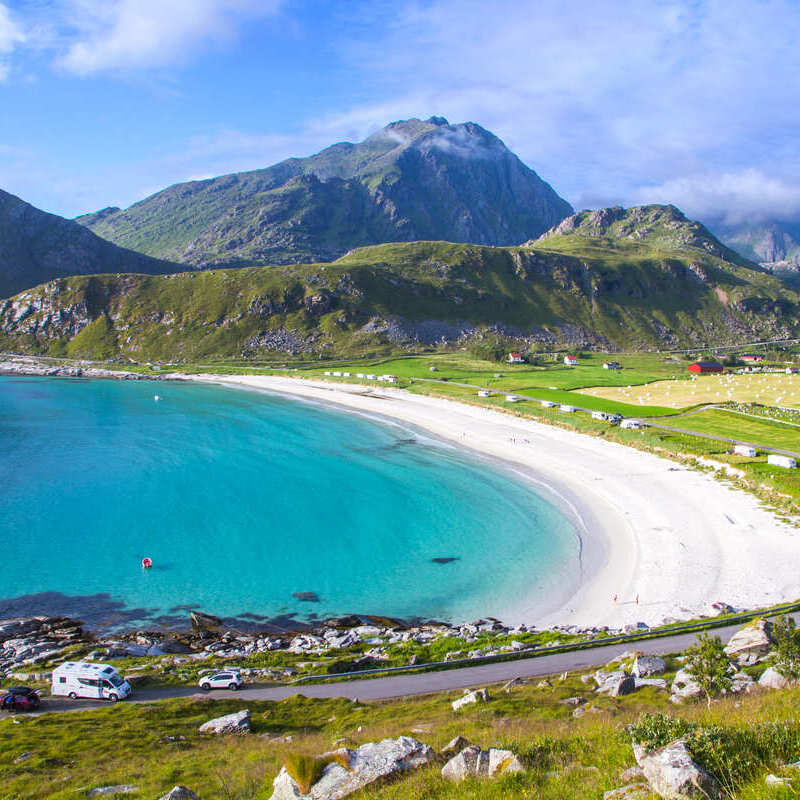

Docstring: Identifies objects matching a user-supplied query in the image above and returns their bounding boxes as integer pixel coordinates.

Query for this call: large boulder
[634,738,720,799]
[452,687,490,711]
[158,789,199,800]
[633,655,667,677]
[269,737,435,800]
[759,666,793,690]
[670,668,705,703]
[723,619,773,665]
[198,709,250,735]
[441,746,524,781]
[611,676,637,697]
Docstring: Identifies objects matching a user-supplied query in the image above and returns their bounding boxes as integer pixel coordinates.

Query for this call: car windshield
[109,674,124,687]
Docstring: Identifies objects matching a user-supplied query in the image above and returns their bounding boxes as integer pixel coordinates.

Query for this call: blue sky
[1,0,799,226]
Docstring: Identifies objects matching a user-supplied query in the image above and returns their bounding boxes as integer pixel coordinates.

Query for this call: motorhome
[51,662,132,702]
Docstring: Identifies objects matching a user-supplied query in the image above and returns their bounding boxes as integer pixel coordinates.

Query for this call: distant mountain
[4,206,797,361]
[0,189,181,299]
[75,117,573,268]
[713,219,800,287]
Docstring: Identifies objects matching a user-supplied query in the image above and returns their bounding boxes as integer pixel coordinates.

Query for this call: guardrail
[292,601,800,685]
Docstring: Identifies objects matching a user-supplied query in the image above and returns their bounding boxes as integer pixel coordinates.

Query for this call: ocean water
[0,376,580,629]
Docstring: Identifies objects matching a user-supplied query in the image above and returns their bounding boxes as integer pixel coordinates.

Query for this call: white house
[734,444,757,457]
[564,355,578,366]
[540,400,557,408]
[507,352,525,364]
[768,454,797,469]
[559,404,576,412]
[477,390,491,397]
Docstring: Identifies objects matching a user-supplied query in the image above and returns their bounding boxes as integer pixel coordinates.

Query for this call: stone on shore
[452,687,489,711]
[634,738,720,799]
[198,709,250,735]
[269,737,435,800]
[723,619,773,665]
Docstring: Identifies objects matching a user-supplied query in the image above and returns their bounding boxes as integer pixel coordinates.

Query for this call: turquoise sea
[0,376,580,629]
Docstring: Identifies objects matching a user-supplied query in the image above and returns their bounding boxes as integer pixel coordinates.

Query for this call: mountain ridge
[74,117,573,268]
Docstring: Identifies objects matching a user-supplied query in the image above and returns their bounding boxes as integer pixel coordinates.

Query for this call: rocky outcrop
[268,737,435,800]
[451,687,490,710]
[441,745,524,781]
[758,666,793,690]
[634,739,720,799]
[198,709,250,735]
[157,788,199,800]
[633,655,667,677]
[724,619,773,664]
[86,787,139,797]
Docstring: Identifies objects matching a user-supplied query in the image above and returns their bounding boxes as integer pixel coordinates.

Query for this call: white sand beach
[188,374,800,629]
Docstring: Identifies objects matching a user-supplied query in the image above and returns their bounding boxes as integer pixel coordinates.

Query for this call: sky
[0,0,799,227]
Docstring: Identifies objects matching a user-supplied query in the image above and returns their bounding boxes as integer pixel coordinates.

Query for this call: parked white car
[198,670,244,691]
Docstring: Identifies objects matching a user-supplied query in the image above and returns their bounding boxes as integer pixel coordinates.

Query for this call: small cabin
[768,454,797,469]
[603,361,621,370]
[507,352,525,364]
[688,361,723,374]
[564,355,578,366]
[734,444,757,457]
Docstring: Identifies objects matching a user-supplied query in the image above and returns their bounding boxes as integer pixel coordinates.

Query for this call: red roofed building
[689,361,723,374]
[507,352,524,363]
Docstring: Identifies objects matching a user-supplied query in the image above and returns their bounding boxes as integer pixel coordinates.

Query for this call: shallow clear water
[0,376,579,629]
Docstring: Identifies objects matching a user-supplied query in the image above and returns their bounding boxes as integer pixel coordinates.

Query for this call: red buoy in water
[141,557,153,569]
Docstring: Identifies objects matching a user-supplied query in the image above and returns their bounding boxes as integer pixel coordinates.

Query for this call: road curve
[7,616,781,717]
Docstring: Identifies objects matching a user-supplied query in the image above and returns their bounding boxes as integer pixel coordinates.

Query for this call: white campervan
[51,662,132,702]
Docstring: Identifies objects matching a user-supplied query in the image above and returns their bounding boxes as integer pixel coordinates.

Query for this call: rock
[158,788,200,800]
[633,655,667,677]
[269,736,435,800]
[635,678,669,691]
[560,696,587,706]
[572,707,586,718]
[724,619,773,665]
[452,687,489,711]
[198,709,250,735]
[442,735,471,754]
[729,671,755,694]
[488,748,524,776]
[604,785,652,799]
[595,669,628,693]
[765,773,792,786]
[86,786,139,797]
[190,611,222,631]
[502,677,522,692]
[759,666,793,690]
[670,667,705,702]
[620,765,646,782]
[611,676,637,697]
[634,738,720,799]
[442,745,489,781]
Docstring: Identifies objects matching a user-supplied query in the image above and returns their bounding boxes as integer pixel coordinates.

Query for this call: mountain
[75,117,573,268]
[714,219,800,287]
[3,206,797,361]
[0,189,181,299]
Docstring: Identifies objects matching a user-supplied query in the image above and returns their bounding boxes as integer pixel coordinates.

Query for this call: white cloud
[54,0,282,75]
[0,3,25,79]
[634,169,800,226]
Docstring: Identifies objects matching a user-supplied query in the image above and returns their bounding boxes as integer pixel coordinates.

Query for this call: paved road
[7,616,790,717]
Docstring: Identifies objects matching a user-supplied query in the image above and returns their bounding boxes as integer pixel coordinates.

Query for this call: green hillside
[3,206,798,361]
[74,117,572,268]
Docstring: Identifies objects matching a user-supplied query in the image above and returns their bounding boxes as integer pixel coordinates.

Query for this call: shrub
[685,633,732,708]
[772,614,800,681]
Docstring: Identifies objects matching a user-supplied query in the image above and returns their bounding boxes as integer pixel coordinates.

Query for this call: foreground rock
[269,737,435,799]
[759,666,794,690]
[441,745,524,781]
[634,738,720,799]
[452,687,490,710]
[633,655,667,677]
[723,619,773,665]
[198,709,250,735]
[158,789,199,800]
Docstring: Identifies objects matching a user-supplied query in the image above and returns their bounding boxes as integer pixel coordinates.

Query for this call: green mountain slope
[3,206,797,361]
[0,189,182,299]
[74,117,572,268]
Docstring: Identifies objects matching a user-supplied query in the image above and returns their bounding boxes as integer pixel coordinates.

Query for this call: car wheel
[201,683,211,691]
[108,693,118,702]
[68,692,78,700]
[229,683,238,691]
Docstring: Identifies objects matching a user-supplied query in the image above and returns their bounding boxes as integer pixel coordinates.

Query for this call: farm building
[734,445,757,457]
[507,352,525,364]
[688,361,723,374]
[603,361,621,370]
[768,454,797,469]
[741,354,765,363]
[564,355,578,366]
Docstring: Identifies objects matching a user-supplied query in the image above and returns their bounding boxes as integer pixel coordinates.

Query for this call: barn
[688,361,723,374]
